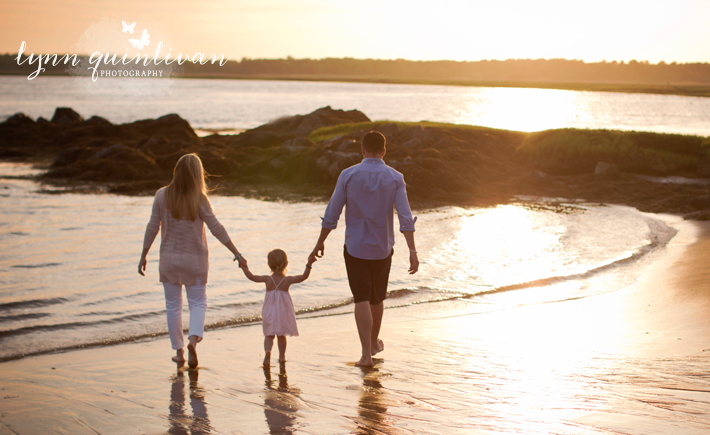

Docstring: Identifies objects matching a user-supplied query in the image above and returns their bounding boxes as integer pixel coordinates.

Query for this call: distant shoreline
[177,74,710,98]
[2,71,710,98]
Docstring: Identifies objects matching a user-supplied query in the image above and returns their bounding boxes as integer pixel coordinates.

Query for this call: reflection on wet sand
[263,364,301,434]
[168,365,211,434]
[355,361,392,434]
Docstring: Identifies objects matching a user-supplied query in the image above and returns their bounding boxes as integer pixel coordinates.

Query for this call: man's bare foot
[263,351,271,367]
[371,339,384,356]
[278,356,286,364]
[172,349,186,363]
[355,356,374,367]
[187,344,198,369]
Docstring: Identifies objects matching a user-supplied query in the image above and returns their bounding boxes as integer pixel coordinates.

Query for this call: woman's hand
[234,255,248,268]
[138,257,147,276]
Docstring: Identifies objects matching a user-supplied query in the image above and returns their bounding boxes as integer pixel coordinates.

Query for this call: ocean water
[0,163,677,361]
[1,76,709,136]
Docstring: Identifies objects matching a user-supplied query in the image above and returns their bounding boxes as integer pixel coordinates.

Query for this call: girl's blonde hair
[268,249,288,274]
[164,153,210,221]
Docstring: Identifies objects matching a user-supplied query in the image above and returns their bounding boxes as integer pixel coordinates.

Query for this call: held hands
[308,241,325,264]
[307,255,317,268]
[234,254,248,269]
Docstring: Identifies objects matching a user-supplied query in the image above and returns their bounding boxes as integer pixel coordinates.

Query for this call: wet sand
[2,221,710,434]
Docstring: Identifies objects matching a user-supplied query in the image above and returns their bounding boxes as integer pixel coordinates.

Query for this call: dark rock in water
[53,123,124,148]
[128,113,197,143]
[91,143,133,160]
[51,108,84,125]
[3,105,710,214]
[84,116,112,127]
[47,146,159,182]
[199,149,237,176]
[0,112,47,154]
[5,113,35,125]
[138,136,172,156]
[52,146,86,167]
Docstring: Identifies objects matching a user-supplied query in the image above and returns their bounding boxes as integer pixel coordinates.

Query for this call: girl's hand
[138,257,147,276]
[233,253,248,268]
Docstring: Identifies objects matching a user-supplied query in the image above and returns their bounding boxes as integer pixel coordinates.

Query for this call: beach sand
[2,221,710,434]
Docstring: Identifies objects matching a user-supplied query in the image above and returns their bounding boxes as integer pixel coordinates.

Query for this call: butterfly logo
[121,21,136,34]
[129,29,150,50]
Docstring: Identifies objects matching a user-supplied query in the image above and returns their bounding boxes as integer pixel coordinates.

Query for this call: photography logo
[16,20,230,82]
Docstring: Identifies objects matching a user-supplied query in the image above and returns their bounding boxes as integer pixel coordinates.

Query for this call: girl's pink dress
[262,276,299,337]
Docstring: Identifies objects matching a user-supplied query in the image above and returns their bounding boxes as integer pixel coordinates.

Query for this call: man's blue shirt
[321,158,416,260]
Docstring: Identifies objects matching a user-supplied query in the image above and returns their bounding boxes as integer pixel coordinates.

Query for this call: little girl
[240,249,314,366]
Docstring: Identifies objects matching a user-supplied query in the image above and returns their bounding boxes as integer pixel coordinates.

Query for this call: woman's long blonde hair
[164,153,210,221]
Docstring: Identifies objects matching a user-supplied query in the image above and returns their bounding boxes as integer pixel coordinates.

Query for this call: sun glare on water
[449,205,566,286]
[457,87,584,132]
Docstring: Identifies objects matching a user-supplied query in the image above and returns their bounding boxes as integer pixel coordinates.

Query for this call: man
[309,131,418,367]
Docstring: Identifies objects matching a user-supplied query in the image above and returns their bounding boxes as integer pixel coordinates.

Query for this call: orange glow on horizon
[1,0,709,64]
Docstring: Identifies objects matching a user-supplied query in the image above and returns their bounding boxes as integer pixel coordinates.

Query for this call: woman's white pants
[163,279,206,350]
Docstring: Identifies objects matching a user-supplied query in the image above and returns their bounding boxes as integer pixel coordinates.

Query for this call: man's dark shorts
[343,245,393,305]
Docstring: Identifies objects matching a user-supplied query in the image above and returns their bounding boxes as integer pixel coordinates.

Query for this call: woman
[139,153,246,368]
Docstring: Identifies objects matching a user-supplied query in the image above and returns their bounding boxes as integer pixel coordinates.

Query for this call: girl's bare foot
[263,351,271,367]
[187,343,198,369]
[172,348,186,363]
[371,339,384,356]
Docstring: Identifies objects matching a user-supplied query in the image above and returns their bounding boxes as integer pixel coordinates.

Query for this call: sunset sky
[1,0,709,63]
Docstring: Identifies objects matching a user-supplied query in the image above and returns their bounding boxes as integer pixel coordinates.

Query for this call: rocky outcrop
[2,106,710,216]
[256,106,370,137]
[50,107,84,125]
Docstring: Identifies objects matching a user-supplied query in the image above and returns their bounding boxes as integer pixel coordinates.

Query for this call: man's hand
[310,227,332,264]
[408,251,419,275]
[138,257,147,276]
[310,241,325,261]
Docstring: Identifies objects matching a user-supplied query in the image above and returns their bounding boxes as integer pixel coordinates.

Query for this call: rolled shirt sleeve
[321,172,347,230]
[394,177,417,232]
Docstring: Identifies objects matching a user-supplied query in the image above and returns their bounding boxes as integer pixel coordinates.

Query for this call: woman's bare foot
[172,348,186,363]
[371,339,384,356]
[187,343,198,369]
[263,351,271,367]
